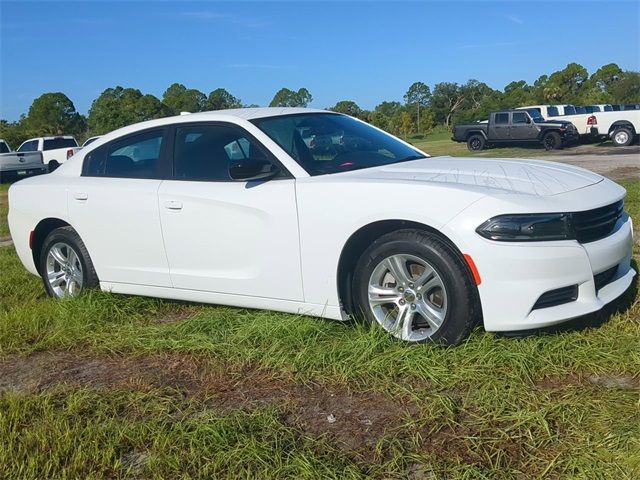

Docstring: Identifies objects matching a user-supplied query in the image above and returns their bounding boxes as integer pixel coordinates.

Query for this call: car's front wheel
[542,131,562,150]
[352,230,479,345]
[40,226,99,298]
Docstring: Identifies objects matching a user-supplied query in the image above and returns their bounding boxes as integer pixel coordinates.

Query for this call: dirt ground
[537,144,639,181]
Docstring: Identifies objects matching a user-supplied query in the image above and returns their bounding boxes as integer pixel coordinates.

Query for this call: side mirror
[229,159,280,181]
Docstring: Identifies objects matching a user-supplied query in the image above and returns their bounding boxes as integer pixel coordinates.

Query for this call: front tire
[611,128,633,147]
[352,230,479,345]
[40,226,99,298]
[467,134,485,151]
[542,131,562,150]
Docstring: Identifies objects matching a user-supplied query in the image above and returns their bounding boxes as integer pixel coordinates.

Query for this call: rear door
[68,128,172,287]
[489,112,510,140]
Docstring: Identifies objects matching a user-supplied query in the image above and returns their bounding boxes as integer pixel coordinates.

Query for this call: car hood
[342,156,603,196]
[535,119,573,126]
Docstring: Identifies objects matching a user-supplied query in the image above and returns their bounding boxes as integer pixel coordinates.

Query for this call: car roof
[177,107,330,121]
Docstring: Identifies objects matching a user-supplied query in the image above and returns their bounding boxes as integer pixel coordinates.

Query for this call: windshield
[252,113,425,176]
[525,109,544,121]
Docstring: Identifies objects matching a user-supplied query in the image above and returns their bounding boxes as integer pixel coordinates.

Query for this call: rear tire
[40,226,99,298]
[542,131,562,150]
[611,128,633,147]
[352,229,480,345]
[467,134,485,151]
[48,160,60,173]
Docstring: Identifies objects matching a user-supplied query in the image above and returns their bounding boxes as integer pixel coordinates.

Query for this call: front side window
[173,124,271,181]
[512,112,529,124]
[252,113,424,176]
[17,140,39,152]
[84,130,164,179]
[43,138,78,151]
[494,113,509,124]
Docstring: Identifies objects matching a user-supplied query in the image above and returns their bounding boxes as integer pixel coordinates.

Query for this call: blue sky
[1,0,639,120]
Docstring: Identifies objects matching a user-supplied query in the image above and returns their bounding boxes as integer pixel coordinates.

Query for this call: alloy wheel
[45,242,84,298]
[367,254,448,342]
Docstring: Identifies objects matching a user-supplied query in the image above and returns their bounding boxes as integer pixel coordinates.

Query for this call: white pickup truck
[0,139,47,182]
[587,110,640,146]
[15,136,80,172]
[518,105,593,137]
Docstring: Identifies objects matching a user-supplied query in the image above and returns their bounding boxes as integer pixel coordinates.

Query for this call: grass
[0,183,9,239]
[0,181,638,478]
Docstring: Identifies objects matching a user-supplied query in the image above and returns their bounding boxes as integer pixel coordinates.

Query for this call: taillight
[587,115,597,126]
[66,149,74,159]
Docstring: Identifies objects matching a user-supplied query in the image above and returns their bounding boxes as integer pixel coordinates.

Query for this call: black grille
[594,265,618,292]
[532,285,579,310]
[572,201,623,244]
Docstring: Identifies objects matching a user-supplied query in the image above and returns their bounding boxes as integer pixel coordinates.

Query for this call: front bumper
[466,214,635,332]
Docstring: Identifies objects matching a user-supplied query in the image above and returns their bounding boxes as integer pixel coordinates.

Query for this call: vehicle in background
[0,139,11,154]
[589,105,614,113]
[587,110,640,146]
[519,105,593,137]
[452,109,578,151]
[82,136,101,148]
[0,139,47,182]
[16,136,80,172]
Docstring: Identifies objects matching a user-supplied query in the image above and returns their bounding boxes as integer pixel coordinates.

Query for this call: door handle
[164,200,183,211]
[74,193,88,201]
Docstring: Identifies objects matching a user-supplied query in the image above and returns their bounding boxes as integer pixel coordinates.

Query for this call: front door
[510,111,539,141]
[157,122,303,301]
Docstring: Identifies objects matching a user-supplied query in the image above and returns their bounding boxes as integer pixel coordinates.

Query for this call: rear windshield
[0,142,10,154]
[43,138,78,151]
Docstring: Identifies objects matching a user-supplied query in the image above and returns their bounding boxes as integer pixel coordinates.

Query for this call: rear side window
[512,112,529,124]
[547,106,559,117]
[43,138,78,150]
[0,142,10,154]
[172,124,271,182]
[494,113,509,124]
[17,140,39,152]
[83,130,164,179]
[604,105,613,111]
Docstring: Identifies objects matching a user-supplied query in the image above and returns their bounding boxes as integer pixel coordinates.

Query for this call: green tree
[430,82,465,126]
[162,83,206,115]
[403,82,431,131]
[0,118,29,148]
[501,80,532,108]
[206,88,243,110]
[88,87,170,134]
[546,63,589,103]
[329,100,363,118]
[25,92,85,136]
[608,71,640,103]
[589,63,623,93]
[269,87,313,107]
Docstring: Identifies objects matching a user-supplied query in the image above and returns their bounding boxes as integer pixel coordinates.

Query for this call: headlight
[476,213,574,241]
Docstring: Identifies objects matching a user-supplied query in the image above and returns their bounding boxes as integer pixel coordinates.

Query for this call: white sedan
[8,108,636,345]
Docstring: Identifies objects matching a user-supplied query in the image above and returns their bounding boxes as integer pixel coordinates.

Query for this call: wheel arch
[608,121,636,135]
[31,217,72,274]
[465,130,487,140]
[336,219,479,316]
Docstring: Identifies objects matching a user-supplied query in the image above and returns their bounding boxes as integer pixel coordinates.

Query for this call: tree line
[1,62,638,147]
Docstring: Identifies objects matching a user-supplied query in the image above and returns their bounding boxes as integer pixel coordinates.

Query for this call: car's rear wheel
[48,160,60,173]
[467,134,485,151]
[542,131,562,150]
[611,128,633,147]
[352,230,479,345]
[40,226,99,298]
